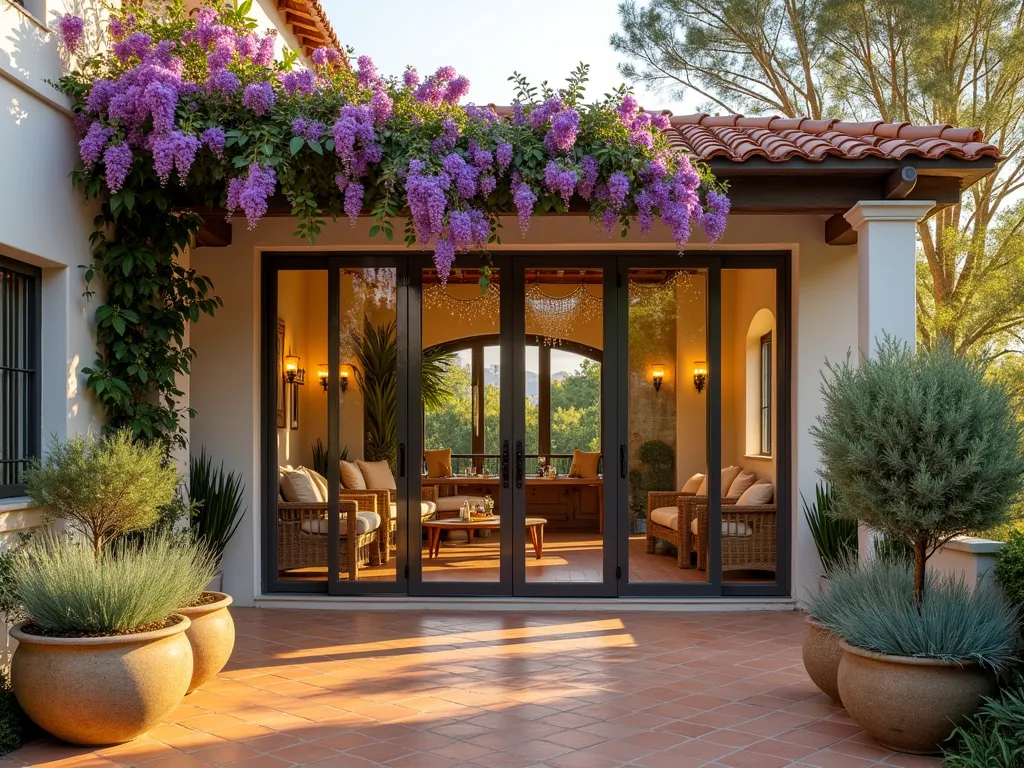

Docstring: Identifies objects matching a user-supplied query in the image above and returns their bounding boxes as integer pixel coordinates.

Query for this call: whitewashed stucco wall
[0,0,104,535]
[189,213,860,605]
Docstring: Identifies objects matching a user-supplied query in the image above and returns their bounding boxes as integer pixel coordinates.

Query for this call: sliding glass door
[263,251,789,599]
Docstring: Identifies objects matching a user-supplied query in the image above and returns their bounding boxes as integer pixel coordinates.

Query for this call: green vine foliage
[80,203,220,451]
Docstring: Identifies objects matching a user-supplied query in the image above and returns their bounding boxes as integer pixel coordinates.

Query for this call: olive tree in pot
[14,430,216,744]
[183,448,246,693]
[810,338,1024,753]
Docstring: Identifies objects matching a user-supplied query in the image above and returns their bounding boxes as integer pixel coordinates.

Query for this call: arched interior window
[423,334,602,474]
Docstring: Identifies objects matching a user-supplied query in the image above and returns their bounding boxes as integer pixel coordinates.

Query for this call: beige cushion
[649,506,679,530]
[424,449,452,478]
[302,510,382,536]
[568,450,600,479]
[697,466,741,497]
[390,501,437,520]
[279,468,321,503]
[301,467,330,501]
[435,495,487,513]
[681,473,704,494]
[340,460,366,490]
[727,471,757,499]
[737,482,774,506]
[358,459,396,490]
[689,518,754,537]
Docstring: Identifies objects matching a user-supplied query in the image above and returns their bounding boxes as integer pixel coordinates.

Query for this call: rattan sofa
[278,499,381,580]
[646,491,778,574]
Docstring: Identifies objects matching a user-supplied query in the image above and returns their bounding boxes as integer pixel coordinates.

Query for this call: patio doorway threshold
[254,595,798,612]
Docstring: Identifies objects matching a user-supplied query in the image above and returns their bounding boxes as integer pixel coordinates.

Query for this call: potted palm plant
[811,338,1024,753]
[12,429,216,744]
[183,448,245,692]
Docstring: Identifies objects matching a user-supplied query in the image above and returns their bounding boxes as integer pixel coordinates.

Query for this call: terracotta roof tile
[666,113,1000,162]
[276,0,344,63]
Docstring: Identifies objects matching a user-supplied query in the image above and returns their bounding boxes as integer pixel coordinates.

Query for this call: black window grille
[760,331,772,456]
[1,258,40,498]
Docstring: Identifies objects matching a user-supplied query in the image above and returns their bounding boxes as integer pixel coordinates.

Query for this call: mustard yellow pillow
[425,449,452,478]
[357,459,396,490]
[568,450,600,479]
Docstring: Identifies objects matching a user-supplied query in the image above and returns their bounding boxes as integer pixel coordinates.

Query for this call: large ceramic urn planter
[10,616,193,745]
[837,641,996,754]
[802,618,843,704]
[178,591,235,694]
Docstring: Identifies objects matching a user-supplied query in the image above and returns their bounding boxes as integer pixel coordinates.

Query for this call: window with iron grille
[760,331,772,456]
[0,258,40,498]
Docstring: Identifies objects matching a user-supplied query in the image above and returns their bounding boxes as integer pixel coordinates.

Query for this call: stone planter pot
[802,618,843,704]
[837,641,996,754]
[178,592,234,694]
[10,616,193,745]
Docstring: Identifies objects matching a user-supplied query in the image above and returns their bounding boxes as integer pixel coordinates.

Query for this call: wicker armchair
[646,490,697,568]
[692,497,778,574]
[278,499,380,580]
[345,485,440,564]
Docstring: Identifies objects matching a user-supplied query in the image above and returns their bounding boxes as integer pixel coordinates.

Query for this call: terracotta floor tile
[8,609,941,768]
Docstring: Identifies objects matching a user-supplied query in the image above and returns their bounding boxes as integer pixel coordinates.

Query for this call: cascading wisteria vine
[53,0,728,450]
[56,0,729,287]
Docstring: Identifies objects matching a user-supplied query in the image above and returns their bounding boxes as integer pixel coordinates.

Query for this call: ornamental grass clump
[12,534,216,636]
[814,558,1019,670]
[810,337,1024,607]
[25,430,179,557]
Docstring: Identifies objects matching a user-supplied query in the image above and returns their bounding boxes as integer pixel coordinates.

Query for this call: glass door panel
[518,267,613,591]
[331,267,400,584]
[418,265,504,586]
[625,268,714,587]
[721,267,778,586]
[274,267,329,585]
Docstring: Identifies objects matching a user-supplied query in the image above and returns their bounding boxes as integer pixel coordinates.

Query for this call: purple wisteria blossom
[403,68,420,88]
[344,181,364,224]
[608,171,630,209]
[356,55,378,88]
[201,127,226,158]
[311,46,342,67]
[206,69,239,95]
[226,163,277,228]
[406,160,450,243]
[242,81,275,115]
[58,14,85,53]
[496,142,513,171]
[513,182,537,235]
[444,76,470,103]
[547,109,580,153]
[103,142,133,192]
[282,69,316,96]
[434,236,455,286]
[697,189,730,242]
[79,121,113,165]
[578,155,598,199]
[370,88,392,125]
[529,97,564,129]
[112,32,151,62]
[544,161,577,206]
[332,104,378,176]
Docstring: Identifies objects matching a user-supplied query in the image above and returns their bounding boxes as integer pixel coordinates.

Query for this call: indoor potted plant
[183,448,246,692]
[9,533,215,745]
[811,338,1024,753]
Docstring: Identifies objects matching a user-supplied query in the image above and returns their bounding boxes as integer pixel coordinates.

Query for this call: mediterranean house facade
[0,0,1000,608]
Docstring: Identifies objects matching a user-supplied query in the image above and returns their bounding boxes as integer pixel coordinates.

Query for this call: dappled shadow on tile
[5,609,941,767]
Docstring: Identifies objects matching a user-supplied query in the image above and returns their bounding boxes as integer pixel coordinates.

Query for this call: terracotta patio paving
[3,609,942,767]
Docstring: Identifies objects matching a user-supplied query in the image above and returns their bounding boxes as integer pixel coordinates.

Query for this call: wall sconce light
[693,361,707,394]
[284,355,304,430]
[651,365,665,394]
[317,363,329,393]
[340,368,350,394]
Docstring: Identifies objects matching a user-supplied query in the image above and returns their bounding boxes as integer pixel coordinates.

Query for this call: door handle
[620,445,627,479]
[398,443,406,478]
[501,439,510,489]
[515,440,524,489]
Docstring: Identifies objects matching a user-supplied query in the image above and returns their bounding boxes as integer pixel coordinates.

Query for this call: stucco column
[844,200,935,559]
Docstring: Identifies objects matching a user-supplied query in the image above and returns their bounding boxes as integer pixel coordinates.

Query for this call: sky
[321,0,699,114]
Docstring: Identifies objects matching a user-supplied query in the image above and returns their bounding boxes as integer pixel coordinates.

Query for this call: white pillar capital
[844,200,936,230]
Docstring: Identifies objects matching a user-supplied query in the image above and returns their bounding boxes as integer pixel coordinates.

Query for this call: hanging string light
[526,283,602,346]
[422,281,500,326]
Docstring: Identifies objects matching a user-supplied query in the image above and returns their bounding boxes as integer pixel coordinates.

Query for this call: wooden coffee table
[423,517,547,559]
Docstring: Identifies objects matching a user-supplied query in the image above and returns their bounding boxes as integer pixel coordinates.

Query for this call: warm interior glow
[284,355,300,373]
[693,361,707,377]
[340,369,349,381]
[316,363,329,380]
[651,365,665,381]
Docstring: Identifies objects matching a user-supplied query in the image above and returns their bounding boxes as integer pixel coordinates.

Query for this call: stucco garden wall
[189,212,859,605]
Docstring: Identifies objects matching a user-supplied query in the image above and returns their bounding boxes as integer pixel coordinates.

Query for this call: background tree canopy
[612,0,1024,361]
